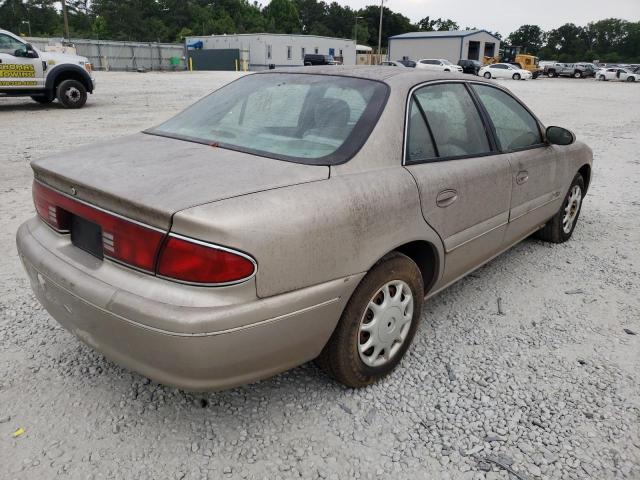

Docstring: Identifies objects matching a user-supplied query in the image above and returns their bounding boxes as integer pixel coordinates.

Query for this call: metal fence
[25,37,186,71]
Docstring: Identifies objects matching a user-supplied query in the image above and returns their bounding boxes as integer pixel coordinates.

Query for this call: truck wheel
[548,70,556,78]
[513,73,521,80]
[483,72,491,79]
[535,173,585,243]
[31,95,54,105]
[316,252,424,388]
[573,71,582,78]
[56,79,87,109]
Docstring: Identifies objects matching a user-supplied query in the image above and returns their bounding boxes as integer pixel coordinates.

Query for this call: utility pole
[377,0,384,57]
[21,20,32,37]
[354,16,363,44]
[61,0,70,41]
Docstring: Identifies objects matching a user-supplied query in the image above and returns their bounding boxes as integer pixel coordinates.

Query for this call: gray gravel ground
[0,72,639,480]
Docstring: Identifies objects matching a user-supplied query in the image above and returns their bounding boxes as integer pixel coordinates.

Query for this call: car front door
[491,64,508,78]
[470,83,562,244]
[0,32,44,90]
[403,81,512,286]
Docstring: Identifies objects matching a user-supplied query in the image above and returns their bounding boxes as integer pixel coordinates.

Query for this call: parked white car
[479,63,533,80]
[596,68,637,82]
[415,59,463,73]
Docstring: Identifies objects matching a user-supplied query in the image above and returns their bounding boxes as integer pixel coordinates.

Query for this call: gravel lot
[0,71,639,480]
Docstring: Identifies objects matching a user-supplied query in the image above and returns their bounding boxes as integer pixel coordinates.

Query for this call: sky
[336,0,640,37]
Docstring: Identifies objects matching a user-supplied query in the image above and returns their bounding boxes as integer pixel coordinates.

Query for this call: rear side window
[472,84,543,151]
[406,98,437,162]
[411,83,491,159]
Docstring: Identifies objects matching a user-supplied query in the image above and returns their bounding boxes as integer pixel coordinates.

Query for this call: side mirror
[25,43,38,59]
[546,126,575,146]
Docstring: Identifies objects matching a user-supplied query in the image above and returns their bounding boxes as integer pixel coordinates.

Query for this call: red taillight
[33,181,165,271]
[33,181,72,232]
[33,181,256,285]
[157,234,256,285]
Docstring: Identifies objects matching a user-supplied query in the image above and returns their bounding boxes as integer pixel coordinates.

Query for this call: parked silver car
[17,67,593,391]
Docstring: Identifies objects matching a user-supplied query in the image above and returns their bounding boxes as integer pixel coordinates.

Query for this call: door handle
[436,189,458,208]
[516,171,529,185]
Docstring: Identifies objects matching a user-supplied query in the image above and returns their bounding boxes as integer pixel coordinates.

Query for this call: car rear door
[403,81,512,286]
[470,83,562,244]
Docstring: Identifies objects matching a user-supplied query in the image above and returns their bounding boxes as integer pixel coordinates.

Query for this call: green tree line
[1,1,638,61]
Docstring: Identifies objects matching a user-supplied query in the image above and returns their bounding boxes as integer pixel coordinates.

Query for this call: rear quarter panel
[171,167,444,298]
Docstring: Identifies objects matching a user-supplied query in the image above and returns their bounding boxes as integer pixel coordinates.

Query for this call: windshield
[148,73,388,165]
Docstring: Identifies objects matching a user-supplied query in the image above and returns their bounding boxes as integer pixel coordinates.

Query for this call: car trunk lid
[31,133,329,230]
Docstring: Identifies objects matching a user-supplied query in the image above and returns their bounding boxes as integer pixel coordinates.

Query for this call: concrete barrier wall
[25,37,186,71]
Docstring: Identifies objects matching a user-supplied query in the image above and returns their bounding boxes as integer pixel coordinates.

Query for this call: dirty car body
[16,67,593,391]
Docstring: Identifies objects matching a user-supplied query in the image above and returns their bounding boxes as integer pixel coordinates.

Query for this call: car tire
[548,70,556,78]
[56,79,88,109]
[444,69,450,72]
[627,76,636,82]
[574,71,582,78]
[316,252,424,388]
[483,72,491,79]
[513,73,521,80]
[31,95,54,104]
[536,173,585,244]
[599,75,606,81]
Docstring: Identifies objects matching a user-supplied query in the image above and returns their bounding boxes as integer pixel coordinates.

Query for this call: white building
[388,30,501,64]
[185,33,356,71]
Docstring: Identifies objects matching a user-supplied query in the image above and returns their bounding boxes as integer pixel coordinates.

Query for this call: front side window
[472,84,543,151]
[0,33,25,56]
[411,83,491,159]
[149,74,388,165]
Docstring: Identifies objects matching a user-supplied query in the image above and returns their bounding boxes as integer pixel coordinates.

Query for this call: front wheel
[316,252,424,388]
[536,174,585,243]
[56,79,88,109]
[574,71,582,78]
[627,76,636,82]
[548,70,557,78]
[483,72,492,79]
[513,73,521,80]
[599,75,606,81]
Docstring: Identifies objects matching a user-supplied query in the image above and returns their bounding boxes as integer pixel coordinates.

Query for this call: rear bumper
[17,217,362,391]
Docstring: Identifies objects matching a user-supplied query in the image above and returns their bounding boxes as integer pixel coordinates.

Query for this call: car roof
[262,65,477,83]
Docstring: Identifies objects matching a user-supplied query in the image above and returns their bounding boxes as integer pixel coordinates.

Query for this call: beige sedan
[16,67,593,391]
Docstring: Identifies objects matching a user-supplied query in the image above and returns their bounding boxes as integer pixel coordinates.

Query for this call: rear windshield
[147,73,389,165]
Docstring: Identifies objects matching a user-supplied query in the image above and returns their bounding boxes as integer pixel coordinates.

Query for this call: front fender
[45,64,94,93]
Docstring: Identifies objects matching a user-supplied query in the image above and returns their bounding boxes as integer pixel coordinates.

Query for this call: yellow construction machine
[484,46,542,78]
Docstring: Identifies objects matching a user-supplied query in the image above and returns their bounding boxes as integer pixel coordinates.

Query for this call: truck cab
[0,28,95,108]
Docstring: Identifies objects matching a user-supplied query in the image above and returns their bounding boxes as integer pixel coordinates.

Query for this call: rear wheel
[548,70,557,78]
[316,252,424,388]
[536,174,585,243]
[573,71,582,78]
[513,73,521,80]
[56,79,87,109]
[31,95,53,105]
[483,72,491,79]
